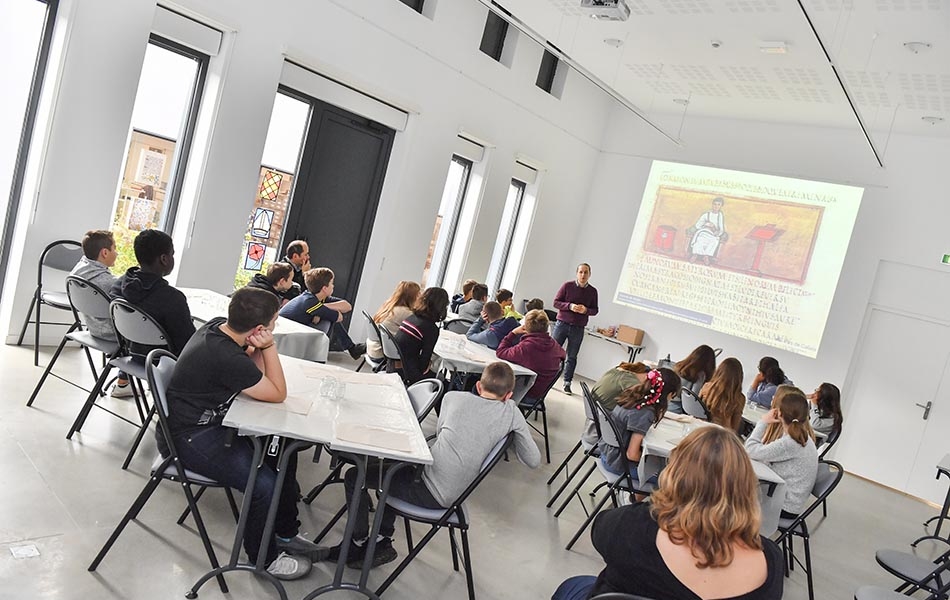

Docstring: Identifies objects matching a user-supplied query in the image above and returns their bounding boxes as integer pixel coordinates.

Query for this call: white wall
[571,100,950,417]
[1,0,612,343]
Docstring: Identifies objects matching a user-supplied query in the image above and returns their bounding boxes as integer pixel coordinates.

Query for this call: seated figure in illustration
[687,196,728,265]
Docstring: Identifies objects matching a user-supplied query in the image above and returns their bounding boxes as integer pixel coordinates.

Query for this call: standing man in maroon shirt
[552,263,598,395]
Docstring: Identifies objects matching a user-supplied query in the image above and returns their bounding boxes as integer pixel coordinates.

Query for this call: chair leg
[589,481,610,498]
[180,482,230,594]
[178,486,208,525]
[356,358,365,372]
[313,504,348,544]
[34,299,42,366]
[303,462,344,504]
[554,462,597,517]
[821,498,828,518]
[67,364,113,439]
[88,471,163,571]
[541,409,550,464]
[547,441,581,485]
[82,345,99,384]
[404,516,414,552]
[547,451,591,508]
[460,529,476,600]
[448,529,460,571]
[566,483,617,550]
[26,335,70,407]
[16,292,38,346]
[122,402,156,470]
[224,488,240,523]
[375,523,444,597]
[803,535,814,600]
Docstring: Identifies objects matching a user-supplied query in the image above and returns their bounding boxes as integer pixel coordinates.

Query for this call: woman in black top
[553,427,784,600]
[394,287,448,384]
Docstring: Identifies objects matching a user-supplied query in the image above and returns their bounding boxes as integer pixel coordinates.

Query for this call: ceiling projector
[579,0,631,21]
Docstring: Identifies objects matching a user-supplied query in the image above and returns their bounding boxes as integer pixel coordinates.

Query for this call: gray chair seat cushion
[66,331,119,355]
[854,585,910,600]
[876,549,938,581]
[40,290,70,309]
[151,454,219,487]
[109,356,148,380]
[385,496,463,525]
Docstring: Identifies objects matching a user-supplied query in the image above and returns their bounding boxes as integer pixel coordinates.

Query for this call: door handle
[916,401,933,420]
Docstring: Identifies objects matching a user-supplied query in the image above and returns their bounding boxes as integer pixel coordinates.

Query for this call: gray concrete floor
[0,342,946,599]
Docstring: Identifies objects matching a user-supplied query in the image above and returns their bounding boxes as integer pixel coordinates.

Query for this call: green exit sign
[943,254,950,265]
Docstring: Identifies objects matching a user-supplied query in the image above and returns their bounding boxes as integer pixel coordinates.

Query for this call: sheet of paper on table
[336,423,412,453]
[254,394,312,415]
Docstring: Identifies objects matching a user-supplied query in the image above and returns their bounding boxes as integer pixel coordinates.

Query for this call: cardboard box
[616,325,644,346]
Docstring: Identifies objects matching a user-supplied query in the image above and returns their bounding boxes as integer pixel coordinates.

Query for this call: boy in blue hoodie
[466,301,519,350]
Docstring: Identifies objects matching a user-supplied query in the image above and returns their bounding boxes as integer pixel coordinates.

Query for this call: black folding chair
[565,402,656,550]
[27,276,119,407]
[374,432,516,600]
[875,545,950,598]
[518,361,564,464]
[855,576,950,600]
[680,388,709,420]
[17,239,84,366]
[442,318,474,334]
[66,299,169,470]
[774,460,844,600]
[379,325,412,384]
[88,350,238,593]
[548,381,602,511]
[356,310,387,373]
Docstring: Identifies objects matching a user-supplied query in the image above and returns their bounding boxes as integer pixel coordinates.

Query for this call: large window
[423,156,472,289]
[233,90,312,289]
[488,173,538,292]
[0,0,57,297]
[109,36,207,275]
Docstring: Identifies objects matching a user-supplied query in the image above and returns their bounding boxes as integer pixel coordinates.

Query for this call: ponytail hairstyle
[815,382,843,436]
[775,386,813,447]
[616,367,682,426]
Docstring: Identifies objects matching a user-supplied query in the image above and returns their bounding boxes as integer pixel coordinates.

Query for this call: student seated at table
[162,287,326,580]
[598,368,681,490]
[747,360,788,409]
[325,362,540,568]
[111,229,195,356]
[466,301,519,350]
[808,382,843,439]
[70,229,133,397]
[700,357,746,433]
[456,283,487,322]
[367,280,421,361]
[394,287,448,384]
[553,426,784,600]
[495,309,566,405]
[495,288,522,320]
[745,385,818,517]
[278,267,366,360]
[671,344,716,414]
[580,362,650,445]
[245,262,296,304]
[450,278,477,314]
[522,297,544,323]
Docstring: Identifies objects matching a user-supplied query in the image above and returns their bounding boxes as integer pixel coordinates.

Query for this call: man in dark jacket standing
[111,229,195,355]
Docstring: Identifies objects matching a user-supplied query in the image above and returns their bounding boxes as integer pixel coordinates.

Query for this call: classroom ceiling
[491,0,950,144]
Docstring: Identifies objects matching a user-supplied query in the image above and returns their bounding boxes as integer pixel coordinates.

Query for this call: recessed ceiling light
[604,38,624,48]
[672,98,689,105]
[904,41,932,54]
[921,116,945,125]
[759,41,788,54]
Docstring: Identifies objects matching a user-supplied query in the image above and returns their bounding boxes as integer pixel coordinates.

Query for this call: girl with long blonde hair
[366,281,421,361]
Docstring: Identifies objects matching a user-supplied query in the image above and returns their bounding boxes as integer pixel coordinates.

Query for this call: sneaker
[266,551,312,580]
[326,540,364,565]
[348,343,367,360]
[562,382,573,395]
[110,382,135,399]
[346,538,397,570]
[275,534,331,561]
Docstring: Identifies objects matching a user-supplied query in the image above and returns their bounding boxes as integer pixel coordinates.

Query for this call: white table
[434,329,538,404]
[181,287,330,363]
[639,416,787,536]
[188,357,431,600]
[584,329,645,363]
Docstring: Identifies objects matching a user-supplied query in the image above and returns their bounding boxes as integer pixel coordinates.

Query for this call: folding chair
[374,432,516,600]
[17,239,84,366]
[66,299,169,470]
[407,377,444,422]
[775,460,844,600]
[519,361,564,464]
[356,311,387,373]
[680,388,709,420]
[88,350,238,594]
[547,381,601,510]
[855,577,950,600]
[565,402,656,551]
[27,276,119,407]
[817,428,841,517]
[875,545,950,597]
[442,318,473,334]
[379,326,411,384]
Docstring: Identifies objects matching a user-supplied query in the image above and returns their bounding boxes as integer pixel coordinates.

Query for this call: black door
[283,97,395,326]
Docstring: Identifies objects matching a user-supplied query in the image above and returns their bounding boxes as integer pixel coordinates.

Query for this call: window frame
[430,155,473,288]
[479,9,510,62]
[536,50,559,93]
[491,178,527,291]
[397,0,425,13]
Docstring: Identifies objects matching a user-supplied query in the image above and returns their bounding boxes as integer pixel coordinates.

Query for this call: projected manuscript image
[615,161,863,358]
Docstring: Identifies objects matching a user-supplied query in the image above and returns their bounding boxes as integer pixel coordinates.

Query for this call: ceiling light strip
[795,0,885,168]
[480,1,681,146]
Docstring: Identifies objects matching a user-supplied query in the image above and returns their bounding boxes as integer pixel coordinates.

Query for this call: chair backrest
[443,318,473,334]
[407,378,443,422]
[593,401,623,451]
[66,276,112,322]
[818,426,841,459]
[522,360,565,411]
[40,240,83,273]
[145,349,180,456]
[580,381,603,440]
[680,388,709,420]
[378,324,405,363]
[363,310,383,347]
[781,460,844,535]
[447,432,514,512]
[110,298,170,351]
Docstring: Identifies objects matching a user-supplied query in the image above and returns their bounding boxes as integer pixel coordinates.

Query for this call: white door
[836,308,950,501]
